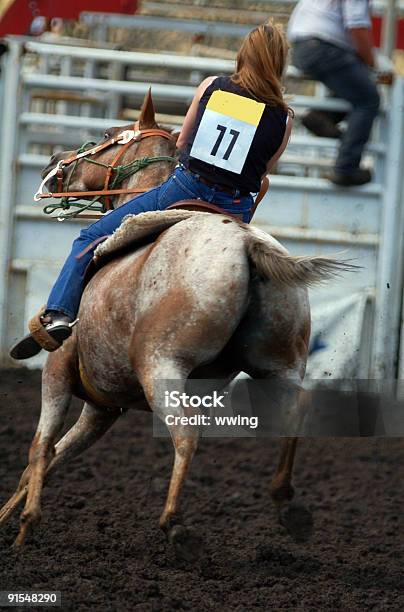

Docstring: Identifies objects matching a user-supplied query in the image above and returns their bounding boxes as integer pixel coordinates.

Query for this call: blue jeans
[47,165,254,319]
[292,38,380,173]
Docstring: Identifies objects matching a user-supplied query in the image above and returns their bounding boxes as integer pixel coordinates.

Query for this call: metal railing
[80,12,257,42]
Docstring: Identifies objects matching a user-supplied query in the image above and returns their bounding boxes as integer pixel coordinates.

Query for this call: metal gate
[0,37,403,377]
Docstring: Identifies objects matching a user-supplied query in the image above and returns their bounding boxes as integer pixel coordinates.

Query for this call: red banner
[372,16,404,51]
[0,0,137,37]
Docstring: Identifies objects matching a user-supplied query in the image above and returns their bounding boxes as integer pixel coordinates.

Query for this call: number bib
[190,90,265,174]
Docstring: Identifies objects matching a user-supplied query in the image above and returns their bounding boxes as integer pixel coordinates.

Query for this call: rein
[34,123,177,219]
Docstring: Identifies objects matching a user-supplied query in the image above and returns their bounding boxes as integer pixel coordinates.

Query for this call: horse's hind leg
[269,386,311,504]
[237,278,313,542]
[267,385,313,543]
[158,420,198,533]
[245,375,313,543]
[138,365,200,561]
[270,437,298,506]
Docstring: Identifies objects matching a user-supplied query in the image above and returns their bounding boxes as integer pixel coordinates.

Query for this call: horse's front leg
[0,466,31,525]
[47,402,121,473]
[0,348,77,530]
[13,359,73,548]
[1,400,121,544]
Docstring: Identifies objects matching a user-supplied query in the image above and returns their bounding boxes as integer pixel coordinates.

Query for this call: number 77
[210,125,240,160]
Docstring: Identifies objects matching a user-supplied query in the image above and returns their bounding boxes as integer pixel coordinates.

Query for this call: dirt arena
[1,368,403,611]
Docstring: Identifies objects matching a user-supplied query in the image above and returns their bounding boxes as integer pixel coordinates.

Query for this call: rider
[11,21,293,360]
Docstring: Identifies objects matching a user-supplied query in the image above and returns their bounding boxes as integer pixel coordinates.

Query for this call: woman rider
[11,21,293,359]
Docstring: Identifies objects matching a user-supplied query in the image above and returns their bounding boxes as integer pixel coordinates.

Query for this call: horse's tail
[244,226,359,286]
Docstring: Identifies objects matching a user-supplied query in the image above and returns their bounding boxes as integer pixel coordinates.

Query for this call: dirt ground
[0,368,403,611]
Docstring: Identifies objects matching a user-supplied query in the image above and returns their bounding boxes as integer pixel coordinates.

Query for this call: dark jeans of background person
[292,38,380,175]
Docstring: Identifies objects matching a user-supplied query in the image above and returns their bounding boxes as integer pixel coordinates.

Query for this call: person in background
[48,18,64,37]
[29,16,50,37]
[288,0,380,186]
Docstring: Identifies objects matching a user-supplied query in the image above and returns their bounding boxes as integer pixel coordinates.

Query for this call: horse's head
[37,90,178,212]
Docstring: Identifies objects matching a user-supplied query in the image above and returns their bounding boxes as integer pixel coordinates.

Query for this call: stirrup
[9,307,77,360]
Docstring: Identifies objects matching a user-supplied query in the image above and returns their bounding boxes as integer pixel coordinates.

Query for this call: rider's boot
[9,310,74,360]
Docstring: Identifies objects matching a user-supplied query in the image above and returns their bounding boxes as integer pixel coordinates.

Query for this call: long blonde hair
[231,21,292,115]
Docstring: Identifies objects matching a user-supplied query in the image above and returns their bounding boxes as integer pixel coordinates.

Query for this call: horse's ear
[138,88,156,129]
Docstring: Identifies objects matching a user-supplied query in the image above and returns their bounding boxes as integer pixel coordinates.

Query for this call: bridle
[34,122,177,219]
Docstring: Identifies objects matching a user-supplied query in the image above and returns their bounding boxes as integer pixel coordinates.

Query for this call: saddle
[166,199,244,220]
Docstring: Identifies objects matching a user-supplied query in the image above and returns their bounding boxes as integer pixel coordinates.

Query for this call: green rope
[40,144,176,219]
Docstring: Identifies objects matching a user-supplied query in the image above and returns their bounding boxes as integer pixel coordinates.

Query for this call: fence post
[399,299,404,380]
[382,0,398,58]
[372,77,404,379]
[0,40,21,364]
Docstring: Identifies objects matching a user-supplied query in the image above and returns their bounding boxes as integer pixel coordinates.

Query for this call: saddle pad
[94,209,207,262]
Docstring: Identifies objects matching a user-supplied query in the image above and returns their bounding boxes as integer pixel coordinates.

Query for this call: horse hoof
[11,534,26,551]
[279,502,313,543]
[168,525,204,562]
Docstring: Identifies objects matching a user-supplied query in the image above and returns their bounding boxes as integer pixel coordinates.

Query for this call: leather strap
[38,187,147,199]
[166,200,244,220]
[75,235,109,260]
[27,306,61,352]
[60,127,175,167]
[36,123,176,203]
[103,138,137,210]
[250,176,269,219]
[79,359,117,408]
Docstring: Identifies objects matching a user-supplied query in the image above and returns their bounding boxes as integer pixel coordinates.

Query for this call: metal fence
[0,37,403,378]
[80,2,404,41]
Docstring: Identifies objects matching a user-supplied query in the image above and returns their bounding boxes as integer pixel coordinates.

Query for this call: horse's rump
[93,209,355,287]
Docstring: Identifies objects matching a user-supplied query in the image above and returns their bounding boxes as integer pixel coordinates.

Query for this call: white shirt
[288,0,371,50]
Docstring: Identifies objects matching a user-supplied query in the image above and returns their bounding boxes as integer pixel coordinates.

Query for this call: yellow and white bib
[190,90,265,175]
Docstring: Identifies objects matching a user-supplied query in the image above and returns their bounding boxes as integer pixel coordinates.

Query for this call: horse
[0,90,352,559]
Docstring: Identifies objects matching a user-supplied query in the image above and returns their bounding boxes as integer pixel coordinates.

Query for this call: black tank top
[180,76,288,193]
